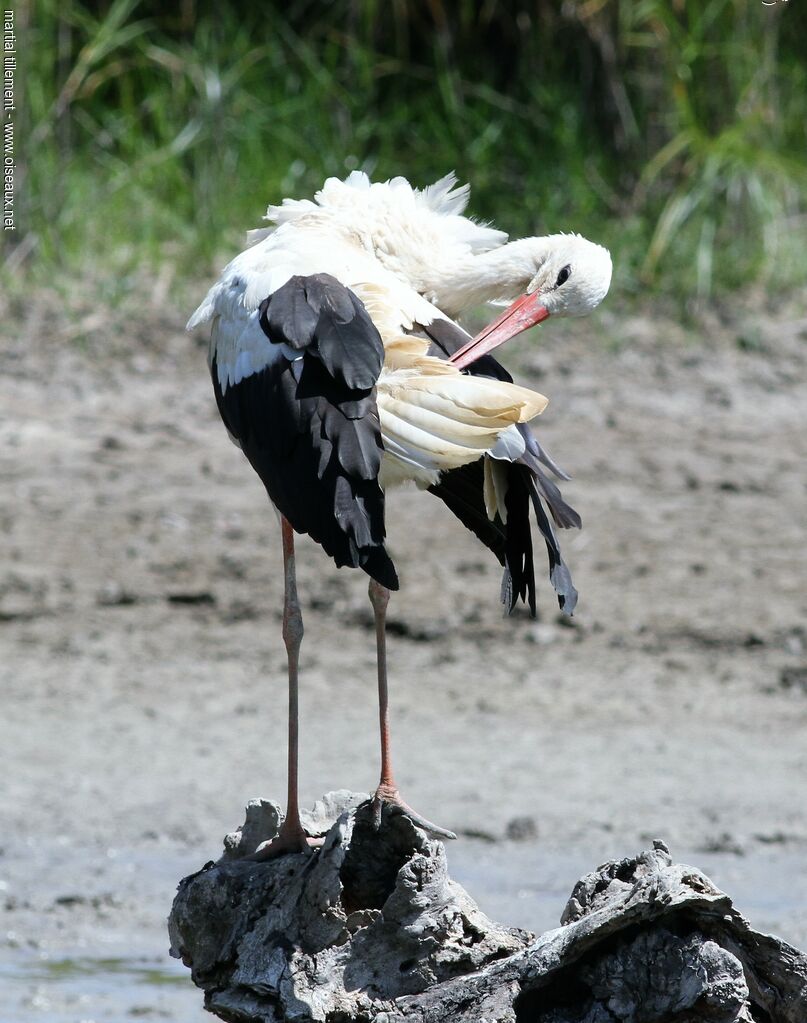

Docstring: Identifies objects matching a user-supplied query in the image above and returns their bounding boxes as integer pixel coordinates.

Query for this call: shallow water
[0,951,206,1023]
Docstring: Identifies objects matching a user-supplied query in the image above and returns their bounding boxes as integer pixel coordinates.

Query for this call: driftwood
[168,792,807,1022]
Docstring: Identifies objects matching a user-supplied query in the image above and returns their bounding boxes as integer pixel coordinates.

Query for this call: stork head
[523,234,612,317]
[451,234,612,369]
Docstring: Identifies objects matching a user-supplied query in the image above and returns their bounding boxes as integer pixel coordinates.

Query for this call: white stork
[188,172,612,855]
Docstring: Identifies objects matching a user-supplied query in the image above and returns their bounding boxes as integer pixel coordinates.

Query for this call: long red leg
[371,579,394,791]
[368,579,456,840]
[249,518,321,859]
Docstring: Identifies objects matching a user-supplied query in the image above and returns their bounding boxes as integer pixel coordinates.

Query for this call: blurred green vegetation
[8,0,807,304]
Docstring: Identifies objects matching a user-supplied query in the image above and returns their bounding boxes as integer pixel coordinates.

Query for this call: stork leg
[249,518,323,859]
[368,579,457,840]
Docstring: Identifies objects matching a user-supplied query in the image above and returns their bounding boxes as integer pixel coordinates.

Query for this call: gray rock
[168,795,807,1022]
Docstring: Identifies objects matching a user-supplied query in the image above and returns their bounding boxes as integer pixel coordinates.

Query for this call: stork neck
[426,238,549,318]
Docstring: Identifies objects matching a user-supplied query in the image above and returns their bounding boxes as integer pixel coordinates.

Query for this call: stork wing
[210,274,398,590]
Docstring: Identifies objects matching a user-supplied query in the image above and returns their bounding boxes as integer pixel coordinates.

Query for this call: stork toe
[247,824,324,860]
[372,783,457,840]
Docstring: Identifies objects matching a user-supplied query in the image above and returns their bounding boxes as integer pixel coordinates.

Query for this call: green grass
[7,0,807,306]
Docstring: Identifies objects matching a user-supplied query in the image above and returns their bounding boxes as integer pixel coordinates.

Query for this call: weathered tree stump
[168,792,807,1022]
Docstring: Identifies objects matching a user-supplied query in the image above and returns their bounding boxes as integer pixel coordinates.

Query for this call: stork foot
[247,820,324,860]
[372,782,457,840]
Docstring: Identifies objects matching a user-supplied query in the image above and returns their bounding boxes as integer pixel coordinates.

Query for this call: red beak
[449,293,550,370]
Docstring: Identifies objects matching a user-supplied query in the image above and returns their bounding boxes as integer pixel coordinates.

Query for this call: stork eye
[555,264,572,288]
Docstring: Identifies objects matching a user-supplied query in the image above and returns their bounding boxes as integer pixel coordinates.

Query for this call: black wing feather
[417,316,580,615]
[215,274,398,590]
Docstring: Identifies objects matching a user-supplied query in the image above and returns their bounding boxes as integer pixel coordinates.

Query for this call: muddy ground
[1,289,806,1022]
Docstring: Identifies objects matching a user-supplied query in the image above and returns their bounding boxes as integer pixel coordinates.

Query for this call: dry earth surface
[1,287,806,1022]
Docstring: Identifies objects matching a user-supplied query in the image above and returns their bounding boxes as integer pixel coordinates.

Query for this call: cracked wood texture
[168,792,807,1022]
